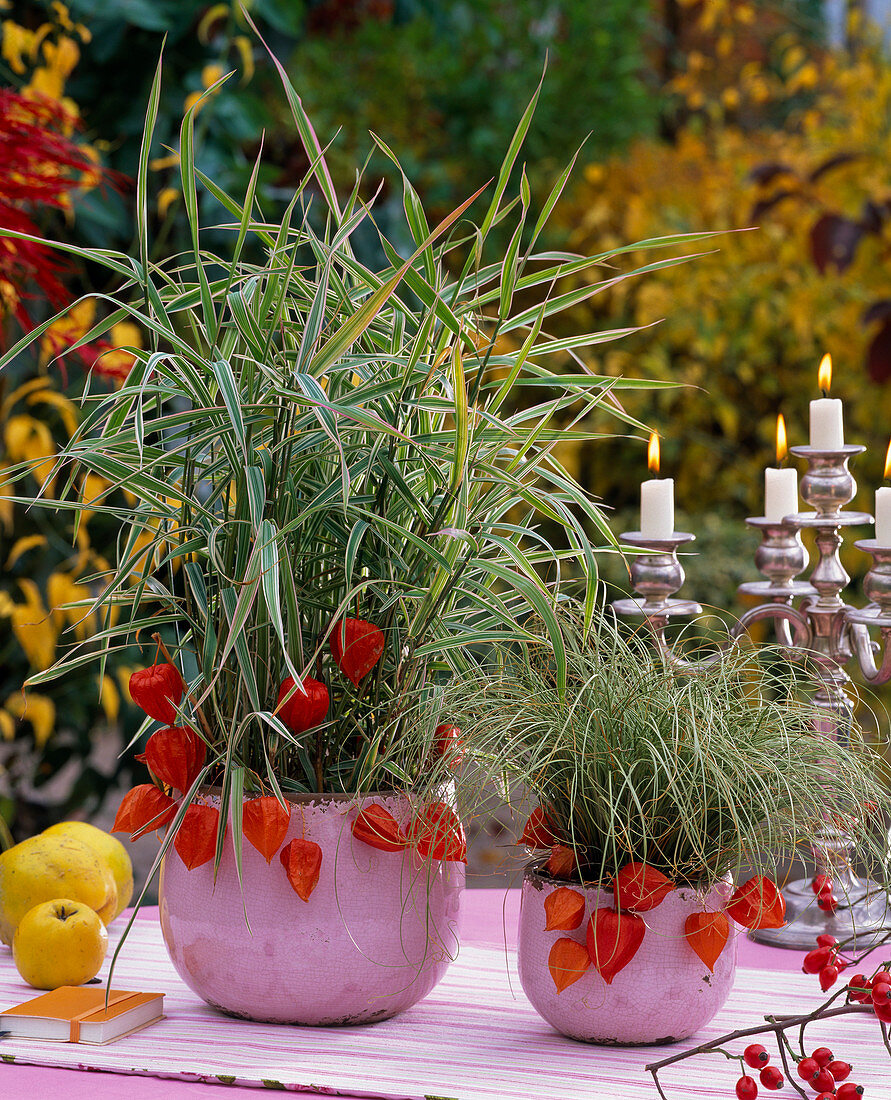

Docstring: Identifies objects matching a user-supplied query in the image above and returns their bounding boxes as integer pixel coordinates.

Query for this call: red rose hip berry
[817,893,839,912]
[759,1065,784,1090]
[819,964,839,991]
[811,1047,834,1068]
[816,934,838,948]
[836,1085,865,1100]
[735,1076,758,1100]
[797,1057,819,1080]
[743,1044,770,1068]
[828,1061,852,1082]
[803,946,832,973]
[811,1069,836,1093]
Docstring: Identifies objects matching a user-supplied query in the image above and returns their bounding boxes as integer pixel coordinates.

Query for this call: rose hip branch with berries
[647,929,891,1099]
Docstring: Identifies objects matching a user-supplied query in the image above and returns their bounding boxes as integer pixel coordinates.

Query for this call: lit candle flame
[885,439,891,481]
[776,413,787,465]
[647,432,660,475]
[818,353,832,396]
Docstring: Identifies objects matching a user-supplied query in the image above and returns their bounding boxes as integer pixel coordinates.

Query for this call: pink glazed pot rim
[523,858,725,895]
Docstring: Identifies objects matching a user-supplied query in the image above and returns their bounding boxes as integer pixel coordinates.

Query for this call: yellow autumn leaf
[5,534,47,569]
[40,298,96,366]
[99,674,119,723]
[26,386,78,438]
[158,187,179,218]
[5,692,56,748]
[79,470,109,523]
[0,710,14,741]
[10,581,57,671]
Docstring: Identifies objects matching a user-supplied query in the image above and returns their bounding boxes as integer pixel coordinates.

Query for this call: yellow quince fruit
[0,834,117,944]
[43,821,134,920]
[13,898,108,989]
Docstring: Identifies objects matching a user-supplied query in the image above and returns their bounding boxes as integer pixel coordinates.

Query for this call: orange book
[1,986,164,1045]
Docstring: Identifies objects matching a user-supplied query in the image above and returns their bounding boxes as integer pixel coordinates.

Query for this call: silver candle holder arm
[612,442,891,950]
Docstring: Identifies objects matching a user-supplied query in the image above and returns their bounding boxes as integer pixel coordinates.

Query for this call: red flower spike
[329,618,385,686]
[129,663,184,724]
[685,911,730,972]
[433,723,465,768]
[725,876,786,930]
[280,838,323,902]
[585,907,645,985]
[142,726,205,795]
[519,806,556,849]
[112,784,177,838]
[547,937,591,993]
[408,802,467,863]
[242,796,291,862]
[351,804,408,852]
[613,862,674,912]
[277,676,329,735]
[174,804,220,871]
[547,844,576,879]
[544,887,586,932]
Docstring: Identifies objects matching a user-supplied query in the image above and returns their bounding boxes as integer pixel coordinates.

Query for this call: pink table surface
[0,889,884,1100]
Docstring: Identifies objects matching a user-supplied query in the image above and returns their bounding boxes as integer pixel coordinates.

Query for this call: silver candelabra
[612,442,891,949]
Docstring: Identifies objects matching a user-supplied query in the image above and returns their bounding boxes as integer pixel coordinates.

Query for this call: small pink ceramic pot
[159,791,463,1025]
[517,863,737,1044]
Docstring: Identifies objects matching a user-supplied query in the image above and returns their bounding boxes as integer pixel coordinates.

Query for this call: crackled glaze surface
[517,866,737,1044]
[159,792,463,1025]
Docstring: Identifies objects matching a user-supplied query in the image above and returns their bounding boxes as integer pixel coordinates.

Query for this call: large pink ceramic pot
[159,791,463,1025]
[517,863,737,1044]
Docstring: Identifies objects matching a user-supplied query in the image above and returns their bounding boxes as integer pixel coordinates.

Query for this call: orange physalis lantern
[586,908,645,985]
[546,844,576,879]
[139,725,205,794]
[519,806,556,849]
[433,723,465,768]
[129,663,184,724]
[280,838,323,902]
[548,937,590,993]
[242,796,291,862]
[112,784,178,838]
[351,804,407,852]
[725,876,786,930]
[408,802,467,863]
[276,675,330,735]
[685,911,730,972]
[174,803,219,871]
[329,618,385,686]
[543,887,586,932]
[612,862,674,912]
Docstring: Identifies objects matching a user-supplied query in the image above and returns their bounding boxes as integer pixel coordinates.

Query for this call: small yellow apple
[0,834,117,944]
[12,898,108,989]
[43,821,134,920]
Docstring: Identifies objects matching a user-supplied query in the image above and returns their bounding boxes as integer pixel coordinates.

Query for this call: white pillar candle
[640,478,674,540]
[809,398,844,450]
[764,467,798,523]
[876,487,891,546]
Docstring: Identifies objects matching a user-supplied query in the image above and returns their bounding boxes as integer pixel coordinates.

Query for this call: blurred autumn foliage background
[2,0,891,854]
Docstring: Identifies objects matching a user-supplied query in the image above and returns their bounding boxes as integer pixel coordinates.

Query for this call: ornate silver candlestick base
[614,442,891,950]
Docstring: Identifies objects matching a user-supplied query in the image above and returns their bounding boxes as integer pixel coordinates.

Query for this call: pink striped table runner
[0,915,887,1099]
